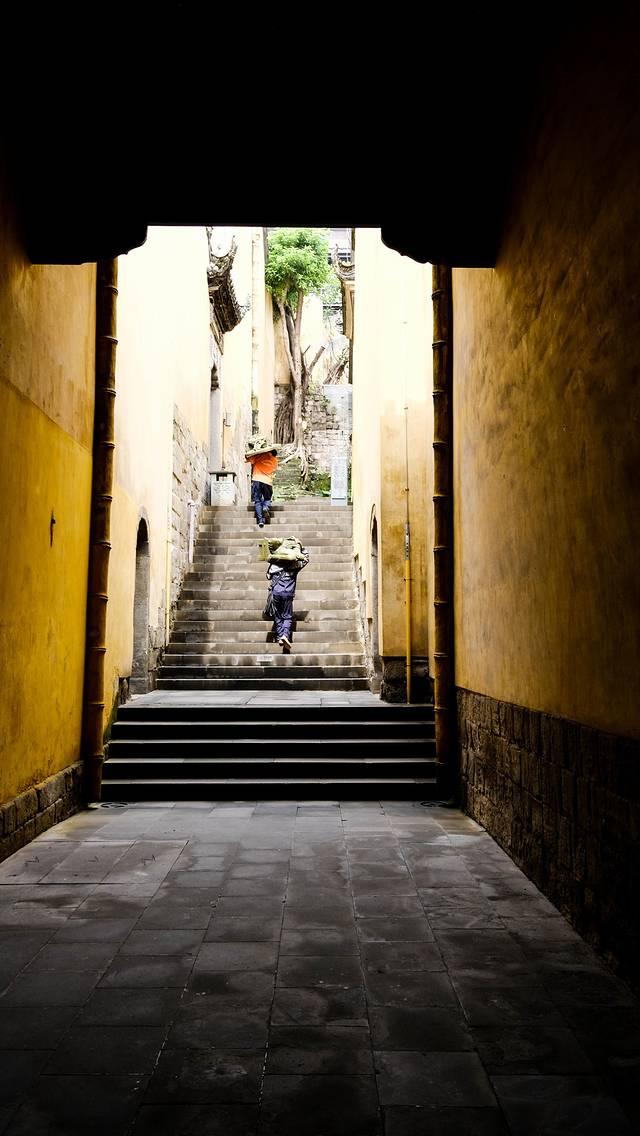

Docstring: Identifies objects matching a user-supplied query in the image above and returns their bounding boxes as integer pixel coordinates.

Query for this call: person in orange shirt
[245,447,278,527]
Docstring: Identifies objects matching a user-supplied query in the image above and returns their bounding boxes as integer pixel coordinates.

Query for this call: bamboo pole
[431,265,455,786]
[81,259,118,803]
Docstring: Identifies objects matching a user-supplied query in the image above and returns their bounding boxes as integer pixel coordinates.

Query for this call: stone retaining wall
[458,688,640,989]
[0,763,84,864]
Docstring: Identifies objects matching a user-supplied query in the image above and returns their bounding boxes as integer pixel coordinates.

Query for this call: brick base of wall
[457,688,640,990]
[380,656,433,704]
[0,762,85,865]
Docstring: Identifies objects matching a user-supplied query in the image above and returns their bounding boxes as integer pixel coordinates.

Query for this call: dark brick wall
[458,688,640,989]
[0,762,85,864]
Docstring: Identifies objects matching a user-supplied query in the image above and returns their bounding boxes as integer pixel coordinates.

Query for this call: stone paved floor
[0,800,637,1135]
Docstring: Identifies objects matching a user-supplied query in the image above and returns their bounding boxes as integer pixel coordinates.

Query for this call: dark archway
[130,518,150,694]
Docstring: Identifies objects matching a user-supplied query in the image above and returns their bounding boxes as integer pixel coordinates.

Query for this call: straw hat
[245,433,278,458]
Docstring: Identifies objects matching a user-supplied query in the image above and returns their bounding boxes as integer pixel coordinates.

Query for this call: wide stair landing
[157,500,368,691]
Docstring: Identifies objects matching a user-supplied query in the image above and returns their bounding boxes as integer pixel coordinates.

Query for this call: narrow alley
[2,8,640,1135]
[1,797,637,1135]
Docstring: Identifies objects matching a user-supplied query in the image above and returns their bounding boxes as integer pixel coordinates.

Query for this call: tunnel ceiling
[6,10,558,267]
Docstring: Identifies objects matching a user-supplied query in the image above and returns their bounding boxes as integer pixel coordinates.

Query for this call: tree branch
[276,298,297,387]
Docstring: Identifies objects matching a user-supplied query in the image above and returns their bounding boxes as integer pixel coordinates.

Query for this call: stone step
[185,569,353,582]
[157,664,369,679]
[176,597,357,611]
[155,677,371,690]
[107,736,434,758]
[191,552,354,563]
[101,776,437,802]
[164,636,361,651]
[162,652,365,667]
[104,754,436,776]
[178,588,356,602]
[199,528,353,538]
[171,623,357,638]
[195,536,352,546]
[111,719,434,740]
[205,504,352,513]
[118,704,434,722]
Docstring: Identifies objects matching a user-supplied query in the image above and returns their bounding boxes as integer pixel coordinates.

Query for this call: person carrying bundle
[262,537,309,652]
[244,434,278,528]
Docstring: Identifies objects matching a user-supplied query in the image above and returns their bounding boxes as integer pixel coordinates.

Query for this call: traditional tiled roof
[207,238,244,347]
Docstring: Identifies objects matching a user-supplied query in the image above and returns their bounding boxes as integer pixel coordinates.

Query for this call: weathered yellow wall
[218,228,256,501]
[252,230,275,441]
[453,32,640,738]
[0,182,95,800]
[104,227,210,718]
[352,229,433,661]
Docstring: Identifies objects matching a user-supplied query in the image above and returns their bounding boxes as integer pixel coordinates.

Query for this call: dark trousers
[251,480,272,524]
[273,594,294,640]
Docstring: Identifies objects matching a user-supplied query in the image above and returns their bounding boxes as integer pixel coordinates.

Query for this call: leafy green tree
[265,228,333,464]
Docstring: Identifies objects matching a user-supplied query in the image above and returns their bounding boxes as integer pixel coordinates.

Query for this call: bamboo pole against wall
[81,259,118,803]
[431,265,455,786]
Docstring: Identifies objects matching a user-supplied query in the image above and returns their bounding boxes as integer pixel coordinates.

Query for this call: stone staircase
[102,498,439,800]
[156,500,368,691]
[102,703,438,800]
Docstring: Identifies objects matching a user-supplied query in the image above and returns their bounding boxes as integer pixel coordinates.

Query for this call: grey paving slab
[271,986,368,1026]
[491,1074,634,1134]
[4,1074,147,1135]
[277,954,363,987]
[266,1025,374,1074]
[280,928,358,955]
[52,916,139,941]
[145,1047,264,1103]
[99,956,195,989]
[0,1007,79,1050]
[77,987,182,1027]
[21,942,118,973]
[195,941,278,970]
[259,1074,381,1136]
[0,1051,49,1106]
[370,1006,474,1051]
[356,916,434,943]
[204,916,282,941]
[136,903,213,929]
[0,798,637,1133]
[383,1107,509,1136]
[375,1050,496,1108]
[168,999,269,1049]
[129,1104,260,1135]
[187,969,276,1004]
[43,1025,167,1074]
[364,969,459,1008]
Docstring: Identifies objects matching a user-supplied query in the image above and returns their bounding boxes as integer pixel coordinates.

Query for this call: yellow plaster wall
[218,228,255,500]
[0,181,95,800]
[104,227,210,717]
[252,232,275,440]
[351,229,433,660]
[453,30,640,737]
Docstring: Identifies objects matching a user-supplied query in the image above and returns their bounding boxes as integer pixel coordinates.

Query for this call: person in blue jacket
[265,539,309,652]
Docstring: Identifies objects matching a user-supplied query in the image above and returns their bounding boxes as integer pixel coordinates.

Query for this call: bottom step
[156,678,371,691]
[101,777,440,802]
